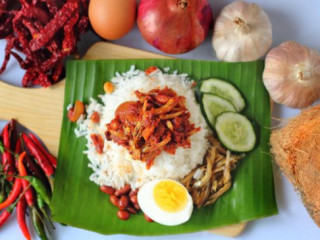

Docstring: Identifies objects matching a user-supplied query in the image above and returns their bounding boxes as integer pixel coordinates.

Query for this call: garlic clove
[263,41,320,108]
[212,1,272,62]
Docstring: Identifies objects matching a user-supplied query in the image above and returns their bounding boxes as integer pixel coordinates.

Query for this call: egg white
[137,179,193,226]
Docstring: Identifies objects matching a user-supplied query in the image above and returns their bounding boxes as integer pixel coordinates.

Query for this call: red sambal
[105,87,201,169]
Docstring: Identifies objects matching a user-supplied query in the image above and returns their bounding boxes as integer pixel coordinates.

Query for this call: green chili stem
[0,140,19,158]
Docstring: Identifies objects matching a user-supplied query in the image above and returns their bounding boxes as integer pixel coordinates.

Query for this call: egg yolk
[153,181,188,213]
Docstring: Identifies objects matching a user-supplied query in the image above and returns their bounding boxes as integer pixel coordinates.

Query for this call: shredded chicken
[181,136,244,208]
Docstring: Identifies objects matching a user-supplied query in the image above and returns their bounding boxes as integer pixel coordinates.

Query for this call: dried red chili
[0,0,16,38]
[29,1,79,52]
[0,0,89,87]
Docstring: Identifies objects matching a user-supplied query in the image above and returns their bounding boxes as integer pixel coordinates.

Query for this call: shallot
[263,41,320,108]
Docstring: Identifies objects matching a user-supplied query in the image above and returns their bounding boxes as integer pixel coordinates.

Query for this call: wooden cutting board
[0,42,246,237]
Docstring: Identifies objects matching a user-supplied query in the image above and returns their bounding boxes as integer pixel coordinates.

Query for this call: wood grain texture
[0,80,65,156]
[84,42,173,60]
[0,42,246,237]
[208,222,247,237]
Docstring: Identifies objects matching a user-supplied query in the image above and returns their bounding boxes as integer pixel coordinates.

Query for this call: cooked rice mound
[77,66,209,190]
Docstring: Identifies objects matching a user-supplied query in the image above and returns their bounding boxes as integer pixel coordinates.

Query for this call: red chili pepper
[15,138,22,155]
[2,123,15,181]
[15,139,22,169]
[7,120,17,149]
[22,134,54,191]
[22,19,60,60]
[0,38,13,74]
[62,12,79,55]
[22,134,54,177]
[0,0,90,87]
[2,123,11,149]
[24,155,49,187]
[51,60,63,82]
[18,152,34,207]
[29,1,79,52]
[0,178,22,210]
[0,2,14,39]
[21,5,50,25]
[17,197,31,240]
[28,133,57,169]
[0,209,12,228]
[45,0,62,14]
[2,152,14,181]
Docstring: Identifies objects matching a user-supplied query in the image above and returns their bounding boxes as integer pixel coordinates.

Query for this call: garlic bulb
[212,1,272,62]
[263,41,320,108]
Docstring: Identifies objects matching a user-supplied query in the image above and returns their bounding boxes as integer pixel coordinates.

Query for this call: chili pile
[0,119,57,239]
[17,197,31,240]
[0,0,90,87]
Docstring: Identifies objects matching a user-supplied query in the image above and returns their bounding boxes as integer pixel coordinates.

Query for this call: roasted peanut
[110,195,119,207]
[133,203,140,210]
[104,82,114,94]
[127,207,137,214]
[100,185,115,195]
[118,195,129,210]
[129,189,139,197]
[117,210,130,220]
[130,195,138,205]
[114,184,131,196]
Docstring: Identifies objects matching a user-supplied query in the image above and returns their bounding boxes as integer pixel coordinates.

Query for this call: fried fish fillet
[270,105,320,227]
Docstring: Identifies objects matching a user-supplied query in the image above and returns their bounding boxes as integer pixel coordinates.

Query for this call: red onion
[137,0,212,54]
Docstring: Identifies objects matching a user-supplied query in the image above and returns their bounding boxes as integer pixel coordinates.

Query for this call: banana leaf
[51,59,277,235]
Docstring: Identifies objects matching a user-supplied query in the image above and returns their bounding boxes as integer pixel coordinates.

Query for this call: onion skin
[137,0,212,54]
[263,41,320,108]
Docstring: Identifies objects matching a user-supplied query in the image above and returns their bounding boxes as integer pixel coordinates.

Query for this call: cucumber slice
[200,79,245,112]
[202,94,236,128]
[215,112,256,152]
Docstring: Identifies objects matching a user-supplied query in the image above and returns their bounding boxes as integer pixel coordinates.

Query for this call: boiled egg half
[137,179,193,226]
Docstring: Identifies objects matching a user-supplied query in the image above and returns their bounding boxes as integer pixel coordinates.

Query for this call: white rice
[75,66,209,190]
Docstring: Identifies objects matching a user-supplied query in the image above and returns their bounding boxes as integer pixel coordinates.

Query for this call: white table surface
[0,0,319,239]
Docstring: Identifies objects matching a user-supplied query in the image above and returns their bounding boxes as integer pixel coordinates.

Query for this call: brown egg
[89,0,136,40]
